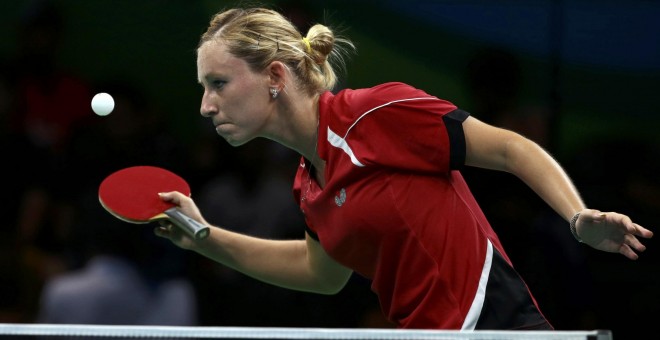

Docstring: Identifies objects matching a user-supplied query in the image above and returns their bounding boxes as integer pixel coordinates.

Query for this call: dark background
[0,0,658,339]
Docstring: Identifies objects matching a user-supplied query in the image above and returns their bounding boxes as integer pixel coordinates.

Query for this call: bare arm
[155,191,352,294]
[462,115,653,259]
[463,116,582,221]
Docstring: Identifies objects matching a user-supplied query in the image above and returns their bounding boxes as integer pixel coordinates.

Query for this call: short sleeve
[443,109,469,170]
[341,89,469,174]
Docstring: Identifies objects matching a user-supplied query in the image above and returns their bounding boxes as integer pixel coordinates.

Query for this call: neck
[304,95,322,169]
[284,93,325,187]
[306,116,321,168]
[280,94,321,161]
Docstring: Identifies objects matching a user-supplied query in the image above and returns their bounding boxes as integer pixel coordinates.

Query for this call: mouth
[213,120,227,128]
[214,122,230,134]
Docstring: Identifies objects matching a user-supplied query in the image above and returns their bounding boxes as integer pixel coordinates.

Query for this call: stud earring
[270,87,279,99]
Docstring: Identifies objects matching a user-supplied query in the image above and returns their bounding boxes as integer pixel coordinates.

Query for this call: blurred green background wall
[2,0,658,159]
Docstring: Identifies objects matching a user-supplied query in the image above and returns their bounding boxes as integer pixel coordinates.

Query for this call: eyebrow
[198,74,214,84]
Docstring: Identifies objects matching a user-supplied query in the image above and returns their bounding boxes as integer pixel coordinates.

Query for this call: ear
[266,61,288,88]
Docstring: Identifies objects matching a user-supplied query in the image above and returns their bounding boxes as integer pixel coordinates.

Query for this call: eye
[211,79,226,90]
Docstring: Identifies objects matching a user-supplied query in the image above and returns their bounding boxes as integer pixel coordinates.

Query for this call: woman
[155,7,653,330]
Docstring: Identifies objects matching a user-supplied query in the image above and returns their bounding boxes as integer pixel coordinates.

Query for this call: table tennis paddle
[98,165,210,240]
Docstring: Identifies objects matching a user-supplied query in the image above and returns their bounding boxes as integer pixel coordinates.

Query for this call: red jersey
[293,82,550,330]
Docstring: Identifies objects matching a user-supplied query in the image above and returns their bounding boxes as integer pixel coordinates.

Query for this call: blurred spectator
[462,47,551,262]
[36,75,199,331]
[280,0,314,33]
[66,79,188,188]
[63,76,192,280]
[189,138,380,327]
[2,0,95,321]
[196,139,304,241]
[3,0,192,321]
[465,47,551,148]
[0,63,23,322]
[461,46,595,330]
[37,199,198,331]
[192,139,308,326]
[560,138,659,337]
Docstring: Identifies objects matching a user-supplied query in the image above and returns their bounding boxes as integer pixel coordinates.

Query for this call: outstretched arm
[462,116,653,259]
[154,191,353,294]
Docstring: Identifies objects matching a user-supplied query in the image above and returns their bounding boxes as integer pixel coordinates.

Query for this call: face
[197,41,271,146]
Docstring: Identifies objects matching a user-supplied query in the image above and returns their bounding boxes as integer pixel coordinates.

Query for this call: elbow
[319,282,346,295]
[315,288,342,295]
[313,275,350,295]
[309,269,352,295]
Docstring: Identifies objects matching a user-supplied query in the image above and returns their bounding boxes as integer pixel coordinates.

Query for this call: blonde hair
[198,7,355,95]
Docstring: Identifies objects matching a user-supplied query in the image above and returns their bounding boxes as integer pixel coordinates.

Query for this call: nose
[200,90,217,118]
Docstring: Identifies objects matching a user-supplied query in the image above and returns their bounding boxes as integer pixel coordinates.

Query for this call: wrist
[569,212,583,243]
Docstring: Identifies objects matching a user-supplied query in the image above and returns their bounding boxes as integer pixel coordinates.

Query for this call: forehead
[196,41,250,78]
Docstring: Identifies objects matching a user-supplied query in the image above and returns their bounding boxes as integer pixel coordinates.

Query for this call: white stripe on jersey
[461,239,493,330]
[327,127,365,167]
[327,96,438,167]
[343,96,438,139]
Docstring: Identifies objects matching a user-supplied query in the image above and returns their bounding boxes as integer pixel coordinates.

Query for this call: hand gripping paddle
[99,165,210,240]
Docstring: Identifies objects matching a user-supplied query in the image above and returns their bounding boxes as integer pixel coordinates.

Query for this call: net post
[592,329,613,340]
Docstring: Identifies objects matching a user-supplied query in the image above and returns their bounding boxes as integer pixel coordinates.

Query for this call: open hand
[577,209,653,260]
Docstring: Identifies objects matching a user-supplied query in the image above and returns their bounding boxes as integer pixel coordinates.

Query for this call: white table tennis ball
[91,92,114,116]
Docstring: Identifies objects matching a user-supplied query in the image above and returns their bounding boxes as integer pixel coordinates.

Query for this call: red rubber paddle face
[99,166,190,223]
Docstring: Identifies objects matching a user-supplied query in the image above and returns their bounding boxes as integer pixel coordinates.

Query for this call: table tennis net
[0,324,613,340]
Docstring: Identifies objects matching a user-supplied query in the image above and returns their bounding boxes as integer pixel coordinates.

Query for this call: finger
[154,221,174,238]
[160,190,189,202]
[633,224,654,238]
[619,244,639,261]
[627,235,647,253]
[154,226,168,238]
[158,192,177,203]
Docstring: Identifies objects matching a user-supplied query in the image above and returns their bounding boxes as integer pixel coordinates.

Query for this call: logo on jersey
[334,188,346,207]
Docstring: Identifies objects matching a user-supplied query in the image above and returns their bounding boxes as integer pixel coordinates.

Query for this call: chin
[219,134,251,147]
[221,136,243,147]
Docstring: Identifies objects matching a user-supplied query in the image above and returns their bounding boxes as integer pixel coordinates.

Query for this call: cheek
[220,93,268,143]
[234,88,267,120]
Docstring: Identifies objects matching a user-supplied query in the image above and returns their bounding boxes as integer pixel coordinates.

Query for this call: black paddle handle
[164,208,210,240]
